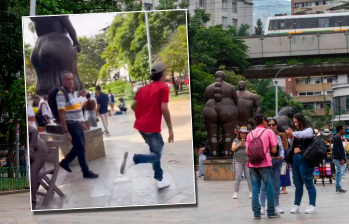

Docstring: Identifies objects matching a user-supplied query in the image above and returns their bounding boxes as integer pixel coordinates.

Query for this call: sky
[22,12,121,47]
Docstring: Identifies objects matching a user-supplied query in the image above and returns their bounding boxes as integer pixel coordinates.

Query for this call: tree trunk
[171,71,178,96]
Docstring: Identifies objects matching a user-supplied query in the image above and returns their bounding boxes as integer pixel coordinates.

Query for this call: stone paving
[1,172,349,223]
[32,100,195,211]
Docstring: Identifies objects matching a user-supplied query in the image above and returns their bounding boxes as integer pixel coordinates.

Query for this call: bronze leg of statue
[203,107,219,157]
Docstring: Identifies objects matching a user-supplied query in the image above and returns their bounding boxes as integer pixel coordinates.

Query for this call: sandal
[280,191,288,194]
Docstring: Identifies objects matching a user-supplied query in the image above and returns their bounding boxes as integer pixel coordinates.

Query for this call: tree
[253,18,264,36]
[77,35,106,88]
[154,0,189,10]
[160,25,188,93]
[236,24,251,37]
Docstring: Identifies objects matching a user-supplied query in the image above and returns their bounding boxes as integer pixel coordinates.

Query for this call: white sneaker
[233,192,238,199]
[249,192,252,199]
[290,205,300,214]
[261,206,265,215]
[305,205,317,214]
[275,206,284,214]
[156,179,170,189]
[120,152,135,174]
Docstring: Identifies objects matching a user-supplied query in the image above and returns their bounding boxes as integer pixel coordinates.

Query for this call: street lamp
[275,65,295,116]
[30,0,36,16]
[144,7,152,75]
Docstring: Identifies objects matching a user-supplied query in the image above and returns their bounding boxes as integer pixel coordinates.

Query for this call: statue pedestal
[203,158,235,181]
[45,121,90,134]
[39,126,106,167]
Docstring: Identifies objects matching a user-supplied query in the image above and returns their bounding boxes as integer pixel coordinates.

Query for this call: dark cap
[151,61,168,74]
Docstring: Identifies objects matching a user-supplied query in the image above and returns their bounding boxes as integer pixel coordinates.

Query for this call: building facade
[332,74,349,124]
[291,0,334,15]
[286,76,334,117]
[142,0,254,34]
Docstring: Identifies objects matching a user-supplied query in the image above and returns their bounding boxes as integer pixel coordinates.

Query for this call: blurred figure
[118,98,128,113]
[108,90,115,114]
[83,93,97,128]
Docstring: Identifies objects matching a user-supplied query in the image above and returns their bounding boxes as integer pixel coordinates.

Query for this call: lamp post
[30,0,36,16]
[275,66,294,116]
[144,8,152,75]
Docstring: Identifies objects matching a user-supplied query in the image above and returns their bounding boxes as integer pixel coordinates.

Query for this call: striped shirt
[56,91,84,122]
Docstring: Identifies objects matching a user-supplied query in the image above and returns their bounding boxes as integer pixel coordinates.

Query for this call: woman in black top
[286,113,316,214]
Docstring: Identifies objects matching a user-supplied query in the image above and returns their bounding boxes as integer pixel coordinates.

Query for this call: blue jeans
[198,154,207,176]
[63,121,89,174]
[250,167,275,217]
[260,159,281,207]
[342,162,346,177]
[292,155,316,206]
[334,159,343,190]
[133,132,164,181]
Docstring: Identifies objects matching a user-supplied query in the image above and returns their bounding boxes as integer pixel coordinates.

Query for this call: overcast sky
[22,12,122,47]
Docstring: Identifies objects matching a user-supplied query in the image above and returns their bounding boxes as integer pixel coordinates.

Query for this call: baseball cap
[151,61,168,74]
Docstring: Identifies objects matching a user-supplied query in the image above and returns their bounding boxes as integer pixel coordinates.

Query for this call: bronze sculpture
[203,71,238,157]
[273,106,295,132]
[236,81,261,130]
[30,16,83,95]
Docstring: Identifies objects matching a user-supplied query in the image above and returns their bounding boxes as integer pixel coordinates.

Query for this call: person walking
[332,125,347,193]
[57,72,98,179]
[231,126,252,199]
[198,141,212,178]
[108,90,115,114]
[286,113,316,214]
[82,93,98,128]
[260,118,285,215]
[95,85,110,136]
[341,138,348,178]
[279,131,291,195]
[119,61,174,189]
[246,114,280,219]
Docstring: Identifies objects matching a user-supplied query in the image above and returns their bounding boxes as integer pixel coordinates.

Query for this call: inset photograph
[22,9,194,211]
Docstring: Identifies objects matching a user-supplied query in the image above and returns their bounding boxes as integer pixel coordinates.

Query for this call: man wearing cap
[120,61,174,189]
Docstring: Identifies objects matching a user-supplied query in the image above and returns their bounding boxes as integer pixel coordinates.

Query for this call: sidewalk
[33,100,195,210]
[1,172,349,223]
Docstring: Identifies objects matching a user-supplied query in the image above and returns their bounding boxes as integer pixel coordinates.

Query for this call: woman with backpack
[285,113,316,214]
[198,141,212,177]
[82,93,97,128]
[231,126,252,199]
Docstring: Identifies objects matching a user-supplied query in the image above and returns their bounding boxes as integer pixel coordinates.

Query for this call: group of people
[28,61,175,207]
[197,112,346,219]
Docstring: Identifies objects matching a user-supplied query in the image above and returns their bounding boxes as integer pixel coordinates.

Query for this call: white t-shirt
[27,104,37,129]
[40,101,53,119]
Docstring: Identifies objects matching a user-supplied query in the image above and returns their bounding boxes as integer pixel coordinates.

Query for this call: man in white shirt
[27,104,37,129]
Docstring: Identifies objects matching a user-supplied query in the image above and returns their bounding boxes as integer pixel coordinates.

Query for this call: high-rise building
[142,0,254,34]
[291,0,334,15]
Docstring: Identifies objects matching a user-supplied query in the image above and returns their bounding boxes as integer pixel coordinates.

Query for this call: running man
[120,61,174,189]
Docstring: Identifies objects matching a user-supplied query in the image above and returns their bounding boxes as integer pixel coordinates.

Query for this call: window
[232,18,238,27]
[307,92,314,95]
[222,17,227,28]
[327,91,333,95]
[319,18,330,27]
[304,18,318,28]
[314,91,322,95]
[199,0,206,8]
[144,3,153,10]
[320,103,324,109]
[299,93,306,96]
[232,2,237,13]
[295,3,303,8]
[327,78,333,82]
[222,0,227,11]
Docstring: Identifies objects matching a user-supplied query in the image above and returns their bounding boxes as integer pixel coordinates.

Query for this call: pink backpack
[248,129,268,165]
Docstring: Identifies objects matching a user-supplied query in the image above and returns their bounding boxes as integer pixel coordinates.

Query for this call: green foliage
[27,84,37,96]
[160,25,188,75]
[77,35,106,88]
[236,24,251,37]
[253,18,264,36]
[102,10,186,82]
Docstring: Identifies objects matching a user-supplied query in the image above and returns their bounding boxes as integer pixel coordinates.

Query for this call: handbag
[285,148,294,165]
[280,162,286,175]
[303,136,327,167]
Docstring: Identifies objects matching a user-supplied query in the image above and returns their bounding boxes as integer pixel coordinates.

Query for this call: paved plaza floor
[1,171,349,223]
[33,100,195,210]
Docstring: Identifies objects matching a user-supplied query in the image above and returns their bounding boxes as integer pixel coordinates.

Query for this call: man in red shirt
[120,61,174,189]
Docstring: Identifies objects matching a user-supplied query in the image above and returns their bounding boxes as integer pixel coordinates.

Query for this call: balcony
[313,108,332,116]
[293,95,332,103]
[296,82,332,92]
[332,78,349,90]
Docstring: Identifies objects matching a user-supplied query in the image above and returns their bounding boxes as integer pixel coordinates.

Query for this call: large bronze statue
[30,16,83,95]
[203,71,238,157]
[236,81,261,130]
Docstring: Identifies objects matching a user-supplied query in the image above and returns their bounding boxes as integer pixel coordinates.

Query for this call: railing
[0,166,29,191]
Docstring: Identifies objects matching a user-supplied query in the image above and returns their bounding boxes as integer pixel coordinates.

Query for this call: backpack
[248,129,268,165]
[302,135,327,167]
[35,102,48,127]
[48,86,70,124]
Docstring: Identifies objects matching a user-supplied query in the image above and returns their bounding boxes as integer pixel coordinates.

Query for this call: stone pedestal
[45,121,90,134]
[39,127,106,167]
[203,158,235,181]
